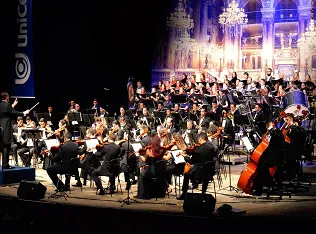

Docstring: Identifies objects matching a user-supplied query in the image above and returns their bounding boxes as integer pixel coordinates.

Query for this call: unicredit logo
[15,0,30,85]
[15,53,30,84]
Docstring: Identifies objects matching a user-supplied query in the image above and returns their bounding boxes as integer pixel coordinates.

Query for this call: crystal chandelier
[166,0,195,50]
[297,0,316,55]
[166,0,194,29]
[219,0,248,28]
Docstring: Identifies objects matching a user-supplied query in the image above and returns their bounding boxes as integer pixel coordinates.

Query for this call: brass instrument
[227,112,234,119]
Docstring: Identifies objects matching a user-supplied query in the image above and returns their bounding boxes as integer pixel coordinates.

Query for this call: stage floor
[1,160,316,220]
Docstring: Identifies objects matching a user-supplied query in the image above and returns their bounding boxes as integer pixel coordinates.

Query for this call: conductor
[0,92,30,169]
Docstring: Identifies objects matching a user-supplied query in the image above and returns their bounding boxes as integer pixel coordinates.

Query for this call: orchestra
[2,69,315,199]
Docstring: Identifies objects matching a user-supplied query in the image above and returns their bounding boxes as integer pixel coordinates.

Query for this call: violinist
[119,131,137,190]
[138,124,150,146]
[136,133,169,199]
[12,116,28,166]
[177,132,217,200]
[251,121,285,196]
[92,133,121,195]
[74,127,100,187]
[46,132,87,191]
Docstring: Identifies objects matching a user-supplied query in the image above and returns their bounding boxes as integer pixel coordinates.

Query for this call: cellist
[251,121,285,196]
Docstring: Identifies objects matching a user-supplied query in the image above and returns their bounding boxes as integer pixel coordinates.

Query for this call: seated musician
[177,132,217,200]
[196,107,210,133]
[252,104,266,135]
[92,133,121,195]
[219,109,234,148]
[37,118,54,164]
[46,132,86,191]
[116,106,129,121]
[75,128,100,187]
[251,121,285,196]
[182,120,198,147]
[136,133,169,199]
[165,117,179,134]
[284,113,307,181]
[119,131,137,190]
[12,116,27,165]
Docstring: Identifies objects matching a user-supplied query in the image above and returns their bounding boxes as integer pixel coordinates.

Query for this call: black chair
[151,160,168,200]
[173,162,185,197]
[193,161,217,199]
[107,158,123,196]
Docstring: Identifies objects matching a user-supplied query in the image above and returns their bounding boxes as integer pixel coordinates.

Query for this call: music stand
[82,114,92,126]
[171,94,187,104]
[35,113,44,122]
[22,128,42,167]
[119,131,142,207]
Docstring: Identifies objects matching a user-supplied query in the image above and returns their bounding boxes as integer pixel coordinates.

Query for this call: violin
[138,146,151,156]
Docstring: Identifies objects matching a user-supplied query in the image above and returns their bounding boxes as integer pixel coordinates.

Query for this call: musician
[265,68,274,89]
[0,92,30,169]
[138,124,151,146]
[46,132,86,191]
[196,107,210,132]
[92,133,121,195]
[162,95,174,109]
[219,109,234,146]
[119,131,137,190]
[177,132,217,200]
[251,121,285,196]
[91,98,101,116]
[165,117,179,134]
[47,106,59,130]
[284,113,307,181]
[111,120,124,141]
[210,101,222,122]
[137,133,168,199]
[116,106,129,121]
[139,107,153,128]
[252,104,266,135]
[217,89,229,109]
[182,120,198,146]
[11,116,26,165]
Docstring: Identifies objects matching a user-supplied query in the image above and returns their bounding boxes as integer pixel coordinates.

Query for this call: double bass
[237,111,286,194]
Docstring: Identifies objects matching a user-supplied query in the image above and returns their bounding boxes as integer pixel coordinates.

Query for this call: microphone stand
[119,129,142,207]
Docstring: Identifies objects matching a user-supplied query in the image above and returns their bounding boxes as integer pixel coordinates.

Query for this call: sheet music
[84,139,99,153]
[171,150,186,164]
[241,136,254,151]
[131,143,143,156]
[44,138,60,150]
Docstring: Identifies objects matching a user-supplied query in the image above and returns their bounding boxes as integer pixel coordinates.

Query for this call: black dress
[137,156,165,199]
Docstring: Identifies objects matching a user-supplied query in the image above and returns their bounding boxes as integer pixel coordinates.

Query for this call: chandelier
[166,0,194,29]
[219,0,248,28]
[297,0,316,54]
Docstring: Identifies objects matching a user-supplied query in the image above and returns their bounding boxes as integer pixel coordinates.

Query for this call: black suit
[119,141,136,183]
[46,140,86,189]
[253,110,266,135]
[47,112,59,130]
[182,141,216,194]
[220,117,234,146]
[286,125,307,179]
[92,142,121,190]
[0,100,24,167]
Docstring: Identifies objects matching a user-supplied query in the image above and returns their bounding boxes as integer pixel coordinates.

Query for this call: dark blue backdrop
[2,0,170,115]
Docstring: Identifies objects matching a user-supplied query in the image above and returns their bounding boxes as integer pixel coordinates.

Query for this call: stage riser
[0,167,35,185]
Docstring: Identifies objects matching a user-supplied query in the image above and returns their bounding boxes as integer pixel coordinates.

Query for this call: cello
[237,111,286,194]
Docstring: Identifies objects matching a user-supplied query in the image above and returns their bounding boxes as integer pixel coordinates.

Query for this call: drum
[282,90,309,117]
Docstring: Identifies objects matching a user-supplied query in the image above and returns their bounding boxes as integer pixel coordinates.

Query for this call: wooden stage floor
[1,160,316,218]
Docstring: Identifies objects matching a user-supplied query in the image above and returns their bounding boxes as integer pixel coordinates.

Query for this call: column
[261,8,275,74]
[166,28,176,69]
[193,0,201,42]
[200,0,208,43]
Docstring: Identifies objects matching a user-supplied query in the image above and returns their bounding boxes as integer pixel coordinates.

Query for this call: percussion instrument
[282,90,309,118]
